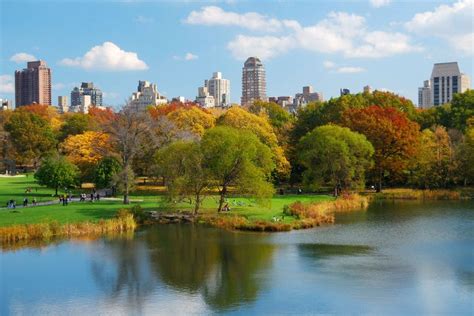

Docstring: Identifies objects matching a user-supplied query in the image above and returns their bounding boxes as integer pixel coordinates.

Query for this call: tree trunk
[334,185,338,197]
[55,186,58,196]
[123,181,130,204]
[376,168,383,193]
[218,185,227,212]
[194,193,200,215]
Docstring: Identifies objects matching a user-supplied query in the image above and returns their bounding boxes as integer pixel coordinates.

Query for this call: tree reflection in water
[90,233,156,314]
[147,224,275,312]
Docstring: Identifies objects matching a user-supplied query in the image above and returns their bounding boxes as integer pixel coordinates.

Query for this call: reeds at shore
[0,212,136,245]
[375,189,461,200]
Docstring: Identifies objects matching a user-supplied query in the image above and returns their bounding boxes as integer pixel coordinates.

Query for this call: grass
[0,174,57,205]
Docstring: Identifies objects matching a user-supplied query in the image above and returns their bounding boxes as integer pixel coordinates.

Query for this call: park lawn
[0,175,58,205]
[149,194,335,222]
[0,199,160,227]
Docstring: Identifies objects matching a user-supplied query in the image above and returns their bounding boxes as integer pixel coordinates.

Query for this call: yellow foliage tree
[61,131,112,178]
[167,107,215,137]
[217,106,291,178]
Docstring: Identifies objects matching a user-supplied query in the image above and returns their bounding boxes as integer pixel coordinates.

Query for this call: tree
[166,107,215,137]
[107,106,151,204]
[59,113,91,142]
[94,157,122,190]
[218,106,290,179]
[60,131,111,181]
[298,125,374,196]
[248,100,292,129]
[456,125,474,185]
[201,126,275,212]
[342,106,420,192]
[408,126,456,188]
[88,106,116,129]
[155,141,209,214]
[34,154,79,196]
[451,89,474,132]
[5,111,56,166]
[18,104,62,130]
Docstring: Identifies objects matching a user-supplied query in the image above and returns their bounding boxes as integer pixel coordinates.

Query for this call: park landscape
[1,0,474,314]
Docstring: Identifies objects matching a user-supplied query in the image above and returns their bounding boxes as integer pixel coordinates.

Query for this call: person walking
[23,197,28,207]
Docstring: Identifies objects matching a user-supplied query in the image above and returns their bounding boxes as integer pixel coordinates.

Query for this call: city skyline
[1,0,473,107]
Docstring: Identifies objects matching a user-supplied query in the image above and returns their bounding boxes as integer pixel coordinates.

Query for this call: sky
[0,0,472,108]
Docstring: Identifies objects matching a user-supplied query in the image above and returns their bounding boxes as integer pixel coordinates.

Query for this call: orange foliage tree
[18,104,62,130]
[88,106,116,128]
[342,105,420,192]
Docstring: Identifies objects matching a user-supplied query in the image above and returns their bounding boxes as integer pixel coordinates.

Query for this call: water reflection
[147,225,275,311]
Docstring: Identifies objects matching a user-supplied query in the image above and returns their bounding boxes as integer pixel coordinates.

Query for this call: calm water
[1,201,473,315]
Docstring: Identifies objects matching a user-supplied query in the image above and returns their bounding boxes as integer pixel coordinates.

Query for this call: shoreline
[1,189,472,249]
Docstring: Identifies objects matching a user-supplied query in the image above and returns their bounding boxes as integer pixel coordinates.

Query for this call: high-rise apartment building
[71,82,103,109]
[363,85,372,94]
[241,57,266,107]
[205,72,230,107]
[58,96,68,113]
[418,80,431,109]
[429,62,470,107]
[340,88,351,96]
[14,60,52,107]
[129,80,167,108]
[195,86,215,108]
[294,85,323,107]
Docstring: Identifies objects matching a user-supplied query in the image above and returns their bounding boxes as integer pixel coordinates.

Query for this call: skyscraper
[241,57,266,107]
[205,72,230,107]
[418,80,431,109]
[71,82,103,109]
[14,60,52,107]
[429,62,470,107]
[129,80,167,108]
[58,96,68,113]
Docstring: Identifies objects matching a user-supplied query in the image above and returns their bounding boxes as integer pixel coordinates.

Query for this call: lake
[1,200,473,315]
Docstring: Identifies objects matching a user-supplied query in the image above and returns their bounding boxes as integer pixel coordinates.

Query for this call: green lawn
[0,175,334,227]
[0,175,57,205]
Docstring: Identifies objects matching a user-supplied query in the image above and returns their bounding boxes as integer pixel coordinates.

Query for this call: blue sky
[0,0,472,108]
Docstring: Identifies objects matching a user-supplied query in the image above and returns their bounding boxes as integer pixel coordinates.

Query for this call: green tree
[451,89,474,132]
[201,126,275,212]
[408,126,456,188]
[94,156,121,189]
[34,154,79,196]
[5,111,56,167]
[456,126,474,185]
[59,113,91,141]
[155,141,209,214]
[298,125,374,196]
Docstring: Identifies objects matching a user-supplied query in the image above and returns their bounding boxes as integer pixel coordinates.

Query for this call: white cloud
[336,66,366,73]
[59,42,148,71]
[370,0,391,8]
[221,9,421,60]
[10,52,37,63]
[227,35,293,60]
[0,75,14,93]
[185,52,198,60]
[184,6,284,32]
[405,0,473,54]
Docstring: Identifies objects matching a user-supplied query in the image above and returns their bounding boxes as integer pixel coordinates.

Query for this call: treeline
[0,90,472,211]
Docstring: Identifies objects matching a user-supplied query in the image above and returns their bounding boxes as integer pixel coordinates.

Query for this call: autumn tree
[107,106,151,204]
[342,106,420,192]
[88,106,116,129]
[217,106,290,179]
[298,125,374,196]
[166,106,215,137]
[35,154,79,196]
[5,111,56,167]
[408,126,456,188]
[155,141,209,214]
[201,126,275,212]
[60,131,112,181]
[18,104,62,131]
